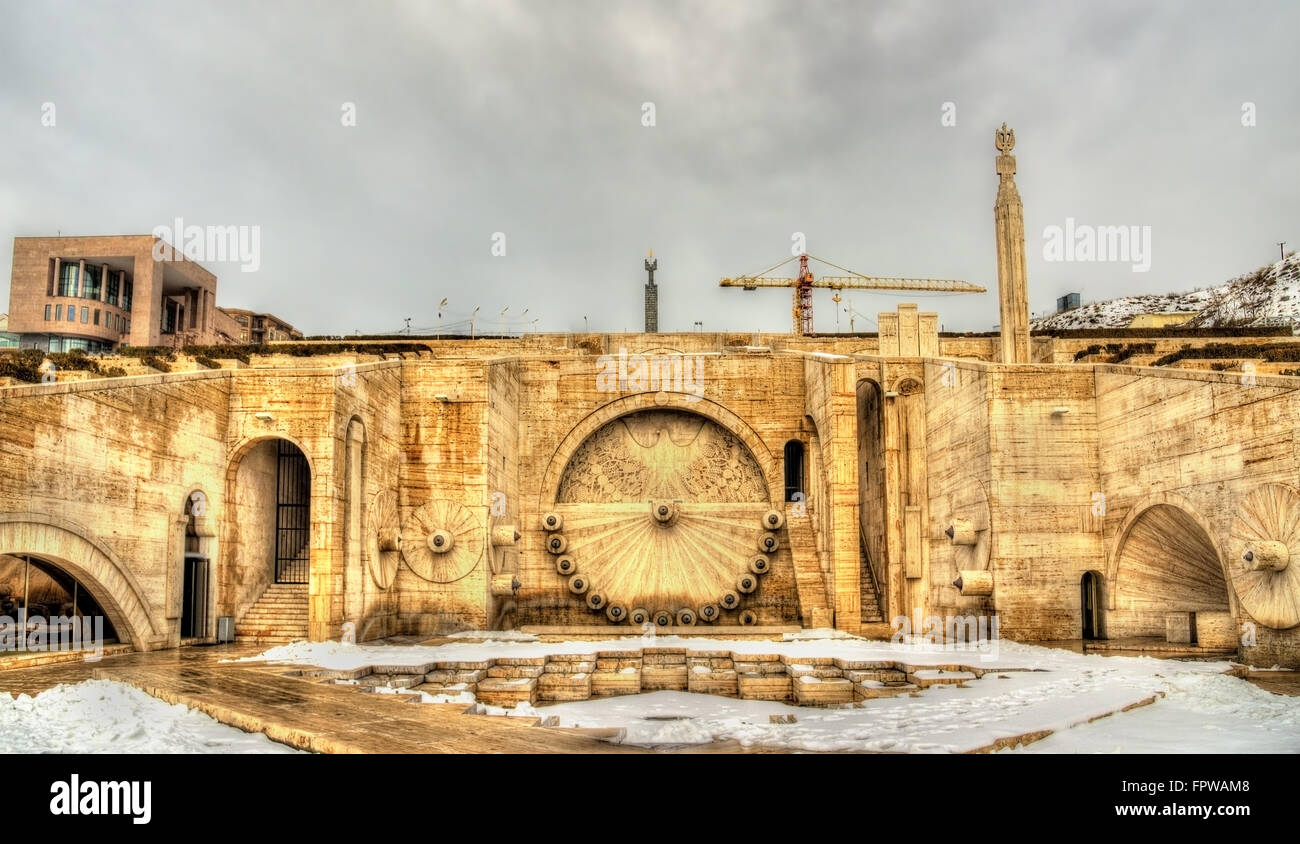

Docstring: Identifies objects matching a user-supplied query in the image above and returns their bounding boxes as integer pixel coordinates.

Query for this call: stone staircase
[784,502,833,628]
[236,582,308,644]
[859,532,885,624]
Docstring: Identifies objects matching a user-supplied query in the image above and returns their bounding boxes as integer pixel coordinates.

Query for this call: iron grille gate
[275,441,311,583]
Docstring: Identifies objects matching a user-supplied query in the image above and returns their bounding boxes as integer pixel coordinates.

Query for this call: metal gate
[275,441,311,583]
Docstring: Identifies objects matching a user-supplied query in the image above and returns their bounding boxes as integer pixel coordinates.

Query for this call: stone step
[785,504,832,625]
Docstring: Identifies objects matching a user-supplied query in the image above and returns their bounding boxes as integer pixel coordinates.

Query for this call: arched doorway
[223,437,312,641]
[1110,503,1231,641]
[784,440,805,502]
[0,553,119,652]
[1081,571,1104,640]
[180,491,211,640]
[856,379,888,621]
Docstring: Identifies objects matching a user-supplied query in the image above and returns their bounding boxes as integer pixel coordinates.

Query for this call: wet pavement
[0,643,642,753]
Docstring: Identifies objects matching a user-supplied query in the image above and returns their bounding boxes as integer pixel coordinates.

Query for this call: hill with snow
[1033,253,1300,331]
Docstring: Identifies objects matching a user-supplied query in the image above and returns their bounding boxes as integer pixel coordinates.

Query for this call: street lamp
[437,298,448,338]
[470,307,480,339]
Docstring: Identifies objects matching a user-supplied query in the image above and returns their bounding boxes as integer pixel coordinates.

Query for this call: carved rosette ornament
[366,489,401,589]
[1229,484,1300,629]
[401,499,484,583]
[895,377,923,396]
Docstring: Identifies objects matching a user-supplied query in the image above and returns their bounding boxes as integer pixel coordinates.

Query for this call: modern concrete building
[217,308,303,344]
[7,235,221,352]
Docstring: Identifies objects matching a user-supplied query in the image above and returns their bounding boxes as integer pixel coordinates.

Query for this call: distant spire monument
[644,249,659,333]
[994,123,1030,363]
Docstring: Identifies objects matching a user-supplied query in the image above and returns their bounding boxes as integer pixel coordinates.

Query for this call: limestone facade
[1,329,1297,667]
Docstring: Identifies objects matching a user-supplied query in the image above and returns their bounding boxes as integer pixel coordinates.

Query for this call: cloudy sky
[1,0,1296,335]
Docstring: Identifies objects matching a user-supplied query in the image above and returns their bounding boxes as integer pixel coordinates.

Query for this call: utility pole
[404,317,411,336]
[1280,242,1288,262]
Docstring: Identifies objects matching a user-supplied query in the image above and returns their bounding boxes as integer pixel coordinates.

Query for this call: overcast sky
[2,0,1296,335]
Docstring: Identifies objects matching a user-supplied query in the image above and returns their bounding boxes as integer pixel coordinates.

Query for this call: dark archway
[0,553,119,651]
[180,491,210,640]
[784,440,805,503]
[1081,571,1104,640]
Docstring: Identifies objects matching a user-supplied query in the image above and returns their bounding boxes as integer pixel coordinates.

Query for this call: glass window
[44,304,51,321]
[67,307,76,322]
[106,273,120,307]
[80,307,89,323]
[57,262,79,297]
[81,265,101,300]
[122,280,133,312]
[93,309,100,326]
[54,304,62,320]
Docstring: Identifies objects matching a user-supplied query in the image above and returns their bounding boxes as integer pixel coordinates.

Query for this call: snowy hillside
[1033,253,1300,330]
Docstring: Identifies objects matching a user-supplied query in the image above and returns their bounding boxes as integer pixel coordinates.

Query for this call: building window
[57,262,79,297]
[44,305,51,321]
[81,265,102,300]
[54,304,62,321]
[162,300,181,334]
[93,309,100,326]
[107,273,119,307]
[67,307,76,322]
[80,306,89,323]
[122,280,133,312]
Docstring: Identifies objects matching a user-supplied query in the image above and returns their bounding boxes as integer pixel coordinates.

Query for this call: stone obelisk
[994,123,1030,363]
[644,250,659,333]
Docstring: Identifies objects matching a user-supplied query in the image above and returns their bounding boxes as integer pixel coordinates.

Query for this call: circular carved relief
[552,409,774,620]
[1229,484,1300,629]
[400,499,483,583]
[366,489,401,589]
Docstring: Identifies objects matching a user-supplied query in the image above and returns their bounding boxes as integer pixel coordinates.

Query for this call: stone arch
[540,393,779,505]
[0,513,159,649]
[226,432,317,485]
[1106,495,1234,637]
[221,433,314,623]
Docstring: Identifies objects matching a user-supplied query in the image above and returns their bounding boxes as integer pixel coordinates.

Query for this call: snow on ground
[1005,671,1300,754]
[1033,287,1221,330]
[234,632,1300,753]
[535,662,1256,753]
[234,629,1017,671]
[0,679,301,753]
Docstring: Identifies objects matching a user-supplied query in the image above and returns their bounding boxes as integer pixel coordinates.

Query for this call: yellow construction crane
[720,253,985,336]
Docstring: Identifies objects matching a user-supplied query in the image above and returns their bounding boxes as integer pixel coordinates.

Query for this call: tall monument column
[994,123,1030,363]
[644,250,659,333]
